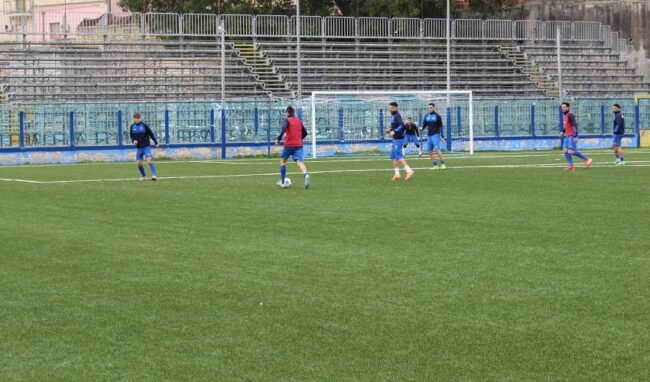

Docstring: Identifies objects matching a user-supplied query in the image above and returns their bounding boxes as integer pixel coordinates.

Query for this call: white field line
[185,150,650,165]
[1,149,650,169]
[0,177,41,184]
[1,161,648,185]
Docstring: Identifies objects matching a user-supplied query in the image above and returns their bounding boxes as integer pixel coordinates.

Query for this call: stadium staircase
[0,62,9,104]
[500,45,559,98]
[233,42,292,98]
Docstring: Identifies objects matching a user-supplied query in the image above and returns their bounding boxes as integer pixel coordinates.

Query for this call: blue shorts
[613,135,623,147]
[136,146,153,161]
[403,134,420,147]
[281,147,304,162]
[426,134,442,151]
[562,136,577,151]
[390,140,404,160]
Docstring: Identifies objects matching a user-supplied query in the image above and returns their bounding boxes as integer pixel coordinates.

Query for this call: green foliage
[118,0,333,16]
[468,0,523,16]
[117,0,458,17]
[334,0,452,18]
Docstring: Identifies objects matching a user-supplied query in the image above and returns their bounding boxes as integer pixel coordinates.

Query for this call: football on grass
[276,178,292,188]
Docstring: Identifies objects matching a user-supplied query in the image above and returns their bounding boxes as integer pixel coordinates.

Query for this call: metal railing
[0,11,612,42]
[0,11,642,65]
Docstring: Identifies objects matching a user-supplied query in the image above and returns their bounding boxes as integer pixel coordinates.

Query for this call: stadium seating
[0,39,271,103]
[255,41,546,98]
[1,14,649,103]
[516,43,649,97]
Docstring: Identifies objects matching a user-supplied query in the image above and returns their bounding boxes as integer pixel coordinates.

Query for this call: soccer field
[1,150,649,381]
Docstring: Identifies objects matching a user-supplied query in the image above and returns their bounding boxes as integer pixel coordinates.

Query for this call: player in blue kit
[612,103,625,165]
[421,103,446,170]
[129,112,159,181]
[560,102,592,171]
[402,117,422,157]
[275,105,311,189]
[386,102,414,181]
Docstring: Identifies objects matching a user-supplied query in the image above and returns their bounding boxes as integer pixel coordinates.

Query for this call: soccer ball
[276,178,292,188]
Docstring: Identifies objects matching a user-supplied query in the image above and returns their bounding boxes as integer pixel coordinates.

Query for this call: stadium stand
[0,13,648,103]
[253,41,545,98]
[0,39,272,103]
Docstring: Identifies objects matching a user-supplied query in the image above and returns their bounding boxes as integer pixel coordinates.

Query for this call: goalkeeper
[402,117,422,157]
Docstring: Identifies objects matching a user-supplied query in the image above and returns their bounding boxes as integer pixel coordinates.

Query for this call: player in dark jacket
[129,112,159,181]
[611,103,625,165]
[386,102,414,181]
[402,117,422,157]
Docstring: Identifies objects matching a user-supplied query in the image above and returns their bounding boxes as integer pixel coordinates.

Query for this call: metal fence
[1,11,646,80]
[0,11,614,42]
[0,99,644,153]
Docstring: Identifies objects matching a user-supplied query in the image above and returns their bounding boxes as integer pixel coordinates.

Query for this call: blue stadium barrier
[0,99,645,163]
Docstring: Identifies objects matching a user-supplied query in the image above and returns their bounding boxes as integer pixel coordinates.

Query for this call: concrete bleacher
[516,43,650,97]
[0,39,271,103]
[254,40,545,98]
[1,13,649,103]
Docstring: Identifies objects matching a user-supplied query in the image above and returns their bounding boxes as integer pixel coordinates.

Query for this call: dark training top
[421,112,444,137]
[613,111,625,135]
[404,122,420,136]
[130,122,158,148]
[390,111,405,140]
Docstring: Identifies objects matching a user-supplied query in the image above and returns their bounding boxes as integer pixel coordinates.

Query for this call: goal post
[635,94,650,148]
[309,90,474,158]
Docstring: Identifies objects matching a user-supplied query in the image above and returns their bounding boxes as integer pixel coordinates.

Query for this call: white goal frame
[310,90,474,158]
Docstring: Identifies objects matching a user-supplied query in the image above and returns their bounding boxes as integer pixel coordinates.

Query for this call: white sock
[394,168,400,175]
[404,165,412,173]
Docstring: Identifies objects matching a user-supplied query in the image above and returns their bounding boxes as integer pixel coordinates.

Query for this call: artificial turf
[1,150,649,381]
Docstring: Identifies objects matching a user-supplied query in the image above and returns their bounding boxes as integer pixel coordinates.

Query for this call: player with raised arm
[129,112,159,181]
[386,102,414,181]
[560,102,592,171]
[612,103,626,165]
[275,105,311,189]
[421,103,446,170]
[402,117,422,157]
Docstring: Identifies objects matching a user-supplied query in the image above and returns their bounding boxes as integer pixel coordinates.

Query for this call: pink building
[2,0,126,38]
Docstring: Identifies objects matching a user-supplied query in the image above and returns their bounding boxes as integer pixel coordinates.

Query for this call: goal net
[636,94,650,147]
[309,90,473,158]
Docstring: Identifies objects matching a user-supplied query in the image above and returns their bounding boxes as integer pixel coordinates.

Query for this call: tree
[333,0,455,18]
[466,0,523,17]
[118,0,334,15]
[117,0,458,18]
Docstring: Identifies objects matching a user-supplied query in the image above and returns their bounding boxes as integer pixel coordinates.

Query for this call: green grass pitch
[1,150,649,381]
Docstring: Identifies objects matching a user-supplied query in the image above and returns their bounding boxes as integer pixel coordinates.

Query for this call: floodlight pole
[296,0,303,109]
[446,0,451,107]
[556,26,562,99]
[219,19,225,105]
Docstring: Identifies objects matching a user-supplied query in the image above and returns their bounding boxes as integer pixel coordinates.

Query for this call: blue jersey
[390,112,405,140]
[421,112,444,137]
[613,112,625,135]
[130,122,158,148]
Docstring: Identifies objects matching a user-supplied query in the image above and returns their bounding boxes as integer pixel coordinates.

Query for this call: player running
[386,102,414,181]
[560,102,592,171]
[275,105,311,189]
[402,117,422,157]
[421,103,446,170]
[612,103,626,165]
[129,112,159,181]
